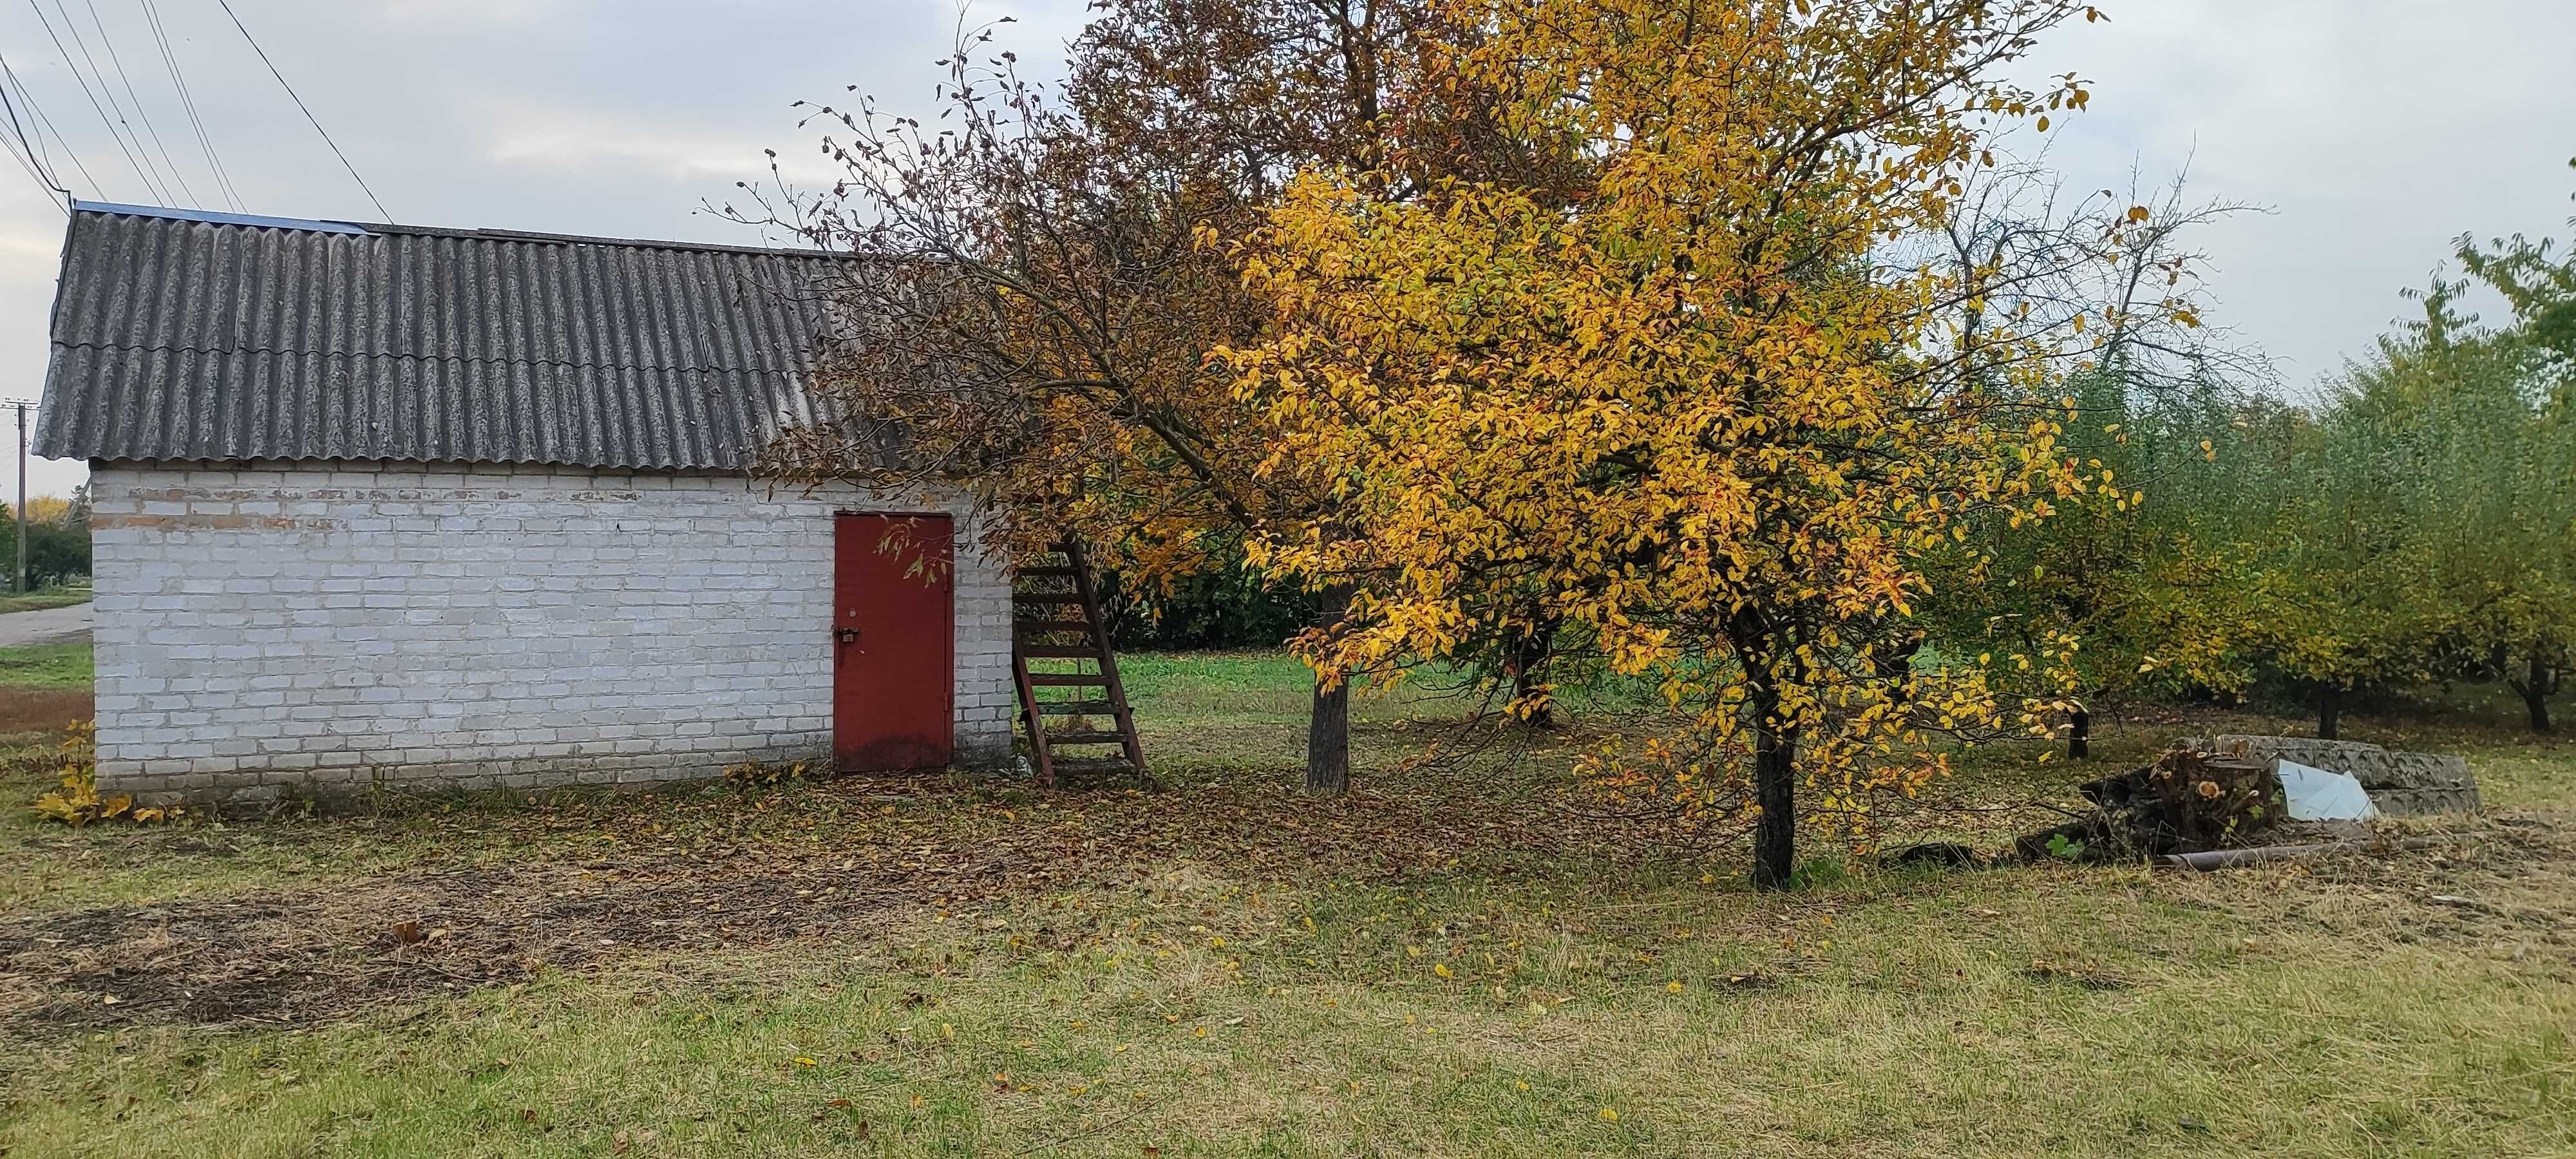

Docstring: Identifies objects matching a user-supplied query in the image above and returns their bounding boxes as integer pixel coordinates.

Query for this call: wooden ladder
[1011,541,1147,787]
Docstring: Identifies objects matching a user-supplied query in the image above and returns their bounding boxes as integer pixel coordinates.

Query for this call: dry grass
[2,651,2573,1156]
[5,827,2568,1156]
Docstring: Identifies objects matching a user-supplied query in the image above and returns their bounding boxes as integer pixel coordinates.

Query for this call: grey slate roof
[36,201,860,470]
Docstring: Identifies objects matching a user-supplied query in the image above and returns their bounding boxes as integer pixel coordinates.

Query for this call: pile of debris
[2005,735,2481,869]
[2177,735,2481,816]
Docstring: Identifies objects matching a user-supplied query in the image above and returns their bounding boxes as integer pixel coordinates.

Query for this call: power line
[0,50,99,198]
[0,62,63,194]
[139,0,238,210]
[48,0,184,202]
[0,116,71,214]
[215,0,387,220]
[24,0,169,203]
[0,53,57,189]
[0,86,54,187]
[48,0,182,201]
[81,0,199,206]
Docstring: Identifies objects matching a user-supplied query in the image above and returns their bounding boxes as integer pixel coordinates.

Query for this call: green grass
[0,586,90,617]
[0,644,93,691]
[5,645,2574,1156]
[7,852,2570,1156]
[1119,649,1668,724]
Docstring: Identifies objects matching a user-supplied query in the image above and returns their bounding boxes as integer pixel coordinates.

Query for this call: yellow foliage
[723,759,815,787]
[30,722,183,826]
[1224,0,2102,872]
[14,495,73,525]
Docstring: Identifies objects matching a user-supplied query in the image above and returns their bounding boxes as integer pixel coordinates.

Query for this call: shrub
[723,759,818,787]
[30,722,183,825]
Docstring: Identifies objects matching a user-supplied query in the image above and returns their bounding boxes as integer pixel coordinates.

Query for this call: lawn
[0,586,91,619]
[2,648,2571,1156]
[0,644,93,692]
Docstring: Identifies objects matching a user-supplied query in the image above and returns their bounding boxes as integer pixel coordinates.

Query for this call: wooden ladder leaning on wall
[1010,541,1147,787]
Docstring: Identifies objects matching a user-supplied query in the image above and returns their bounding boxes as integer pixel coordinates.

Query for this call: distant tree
[2234,408,2427,740]
[2218,221,2575,738]
[2450,167,2576,731]
[2,489,91,591]
[24,523,89,590]
[2310,190,2576,734]
[1101,537,1318,650]
[1923,173,2269,757]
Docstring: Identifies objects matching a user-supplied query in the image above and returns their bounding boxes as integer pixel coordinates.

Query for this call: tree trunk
[2317,685,2344,741]
[2513,647,2555,734]
[1875,637,1922,704]
[1748,683,1797,892]
[1511,665,1553,730]
[1306,670,1350,795]
[1304,585,1354,795]
[2068,706,2091,760]
[1508,622,1558,730]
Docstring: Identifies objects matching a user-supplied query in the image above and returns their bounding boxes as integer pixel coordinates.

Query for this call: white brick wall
[86,460,1016,804]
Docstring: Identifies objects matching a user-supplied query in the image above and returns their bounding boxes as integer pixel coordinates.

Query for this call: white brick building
[38,203,1016,804]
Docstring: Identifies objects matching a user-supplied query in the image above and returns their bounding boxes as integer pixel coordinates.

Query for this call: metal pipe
[2157,834,2458,871]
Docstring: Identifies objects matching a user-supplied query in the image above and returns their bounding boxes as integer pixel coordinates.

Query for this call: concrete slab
[0,602,93,647]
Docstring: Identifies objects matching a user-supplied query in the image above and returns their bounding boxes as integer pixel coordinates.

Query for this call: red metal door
[833,513,955,772]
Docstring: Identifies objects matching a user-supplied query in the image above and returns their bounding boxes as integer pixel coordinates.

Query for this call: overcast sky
[2,0,2571,500]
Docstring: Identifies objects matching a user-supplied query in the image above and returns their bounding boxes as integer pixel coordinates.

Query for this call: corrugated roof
[36,201,862,470]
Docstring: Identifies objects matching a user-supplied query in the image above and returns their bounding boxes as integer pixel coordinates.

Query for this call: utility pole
[12,401,24,595]
[1,398,44,595]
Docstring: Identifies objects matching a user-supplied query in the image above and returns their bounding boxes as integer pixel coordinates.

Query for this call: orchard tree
[2234,417,2425,740]
[732,0,1463,793]
[1922,173,2269,757]
[1225,0,2130,887]
[1956,366,2271,754]
[2316,218,2576,734]
[2450,174,2576,731]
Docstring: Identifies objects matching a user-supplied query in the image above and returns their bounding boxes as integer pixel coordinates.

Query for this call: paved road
[0,602,93,647]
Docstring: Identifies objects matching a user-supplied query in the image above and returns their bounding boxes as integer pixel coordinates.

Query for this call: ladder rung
[1016,621,1096,635]
[1019,567,1080,578]
[1018,645,1104,659]
[1027,672,1110,686]
[1034,699,1115,715]
[1045,730,1128,744]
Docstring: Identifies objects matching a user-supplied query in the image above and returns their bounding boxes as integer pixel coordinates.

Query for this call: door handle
[836,627,861,644]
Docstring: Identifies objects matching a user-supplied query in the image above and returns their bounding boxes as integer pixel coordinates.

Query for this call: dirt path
[0,771,1671,1033]
[9,764,2564,1039]
[0,602,91,647]
[0,849,1024,1029]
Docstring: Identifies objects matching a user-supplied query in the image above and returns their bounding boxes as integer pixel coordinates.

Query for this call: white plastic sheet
[2273,759,2380,821]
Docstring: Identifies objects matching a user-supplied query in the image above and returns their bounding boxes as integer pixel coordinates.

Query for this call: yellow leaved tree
[1225,0,2118,886]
